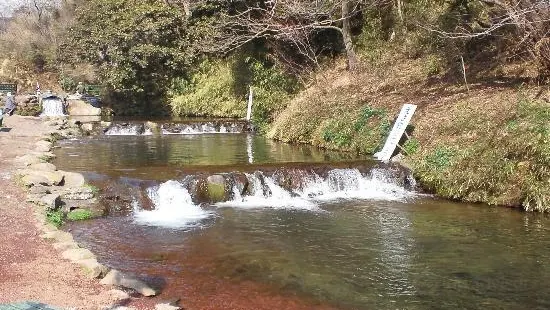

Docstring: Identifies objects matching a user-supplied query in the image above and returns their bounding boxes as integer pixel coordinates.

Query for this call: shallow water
[55,132,550,309]
[54,134,359,179]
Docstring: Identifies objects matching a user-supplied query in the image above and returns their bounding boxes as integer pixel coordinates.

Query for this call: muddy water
[55,133,550,309]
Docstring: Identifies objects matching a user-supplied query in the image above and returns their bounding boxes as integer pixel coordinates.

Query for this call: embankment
[268,57,550,211]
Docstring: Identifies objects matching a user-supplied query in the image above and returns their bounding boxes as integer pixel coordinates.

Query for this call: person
[3,92,16,116]
[75,82,86,95]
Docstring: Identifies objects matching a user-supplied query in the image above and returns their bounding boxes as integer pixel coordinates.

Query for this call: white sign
[375,104,417,162]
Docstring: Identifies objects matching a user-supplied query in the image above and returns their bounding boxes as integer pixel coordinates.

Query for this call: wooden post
[461,56,470,92]
[246,86,253,121]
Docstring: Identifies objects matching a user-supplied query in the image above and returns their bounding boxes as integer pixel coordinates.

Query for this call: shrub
[46,210,64,228]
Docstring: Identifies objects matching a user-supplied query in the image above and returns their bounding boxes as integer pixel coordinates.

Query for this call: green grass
[66,209,93,221]
[46,210,64,228]
[409,96,550,211]
[83,184,99,196]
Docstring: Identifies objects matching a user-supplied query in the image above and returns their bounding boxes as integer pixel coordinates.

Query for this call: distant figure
[36,82,41,97]
[4,92,16,116]
[75,82,86,95]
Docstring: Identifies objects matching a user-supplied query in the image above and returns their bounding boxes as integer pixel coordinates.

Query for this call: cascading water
[104,123,153,136]
[41,97,65,116]
[134,180,211,228]
[133,168,417,228]
[162,121,250,134]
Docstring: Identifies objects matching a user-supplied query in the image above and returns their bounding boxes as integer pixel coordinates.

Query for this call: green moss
[207,182,226,202]
[83,184,99,196]
[66,209,93,221]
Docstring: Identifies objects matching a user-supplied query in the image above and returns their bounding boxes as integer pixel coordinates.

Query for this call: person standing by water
[3,92,17,116]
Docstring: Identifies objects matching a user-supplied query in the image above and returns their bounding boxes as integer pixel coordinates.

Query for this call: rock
[22,174,50,187]
[100,269,157,297]
[42,171,64,186]
[15,154,41,166]
[62,248,95,261]
[60,171,85,187]
[107,289,131,301]
[41,230,74,243]
[41,193,61,210]
[35,140,53,152]
[28,185,51,195]
[205,174,228,202]
[29,162,57,171]
[78,258,109,278]
[60,187,94,200]
[155,303,181,310]
[52,242,79,251]
[82,123,94,132]
[67,99,101,116]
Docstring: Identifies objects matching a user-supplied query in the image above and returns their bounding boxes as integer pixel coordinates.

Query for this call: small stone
[78,258,109,278]
[40,193,60,210]
[107,289,131,301]
[155,303,181,310]
[41,230,74,243]
[35,140,53,152]
[62,248,95,261]
[52,242,79,251]
[100,269,157,297]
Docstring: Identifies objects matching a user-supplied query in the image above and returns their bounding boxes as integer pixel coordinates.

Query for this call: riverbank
[268,56,550,211]
[0,115,153,309]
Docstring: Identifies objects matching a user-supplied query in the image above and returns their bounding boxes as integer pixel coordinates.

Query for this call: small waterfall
[104,123,153,136]
[41,97,65,116]
[130,167,416,227]
[162,121,251,135]
[217,168,415,210]
[134,180,211,228]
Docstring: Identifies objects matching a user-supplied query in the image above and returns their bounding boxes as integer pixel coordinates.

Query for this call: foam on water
[41,98,65,116]
[105,125,153,136]
[217,173,318,210]
[134,180,211,228]
[217,168,415,210]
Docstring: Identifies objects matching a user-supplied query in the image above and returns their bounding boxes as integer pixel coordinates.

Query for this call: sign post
[375,104,417,162]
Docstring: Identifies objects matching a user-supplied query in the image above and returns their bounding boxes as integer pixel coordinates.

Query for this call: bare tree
[428,0,550,71]
[208,0,385,72]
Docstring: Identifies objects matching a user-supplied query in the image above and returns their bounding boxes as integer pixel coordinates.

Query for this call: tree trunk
[341,0,359,71]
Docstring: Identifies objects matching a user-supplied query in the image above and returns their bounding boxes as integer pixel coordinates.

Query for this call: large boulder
[35,140,53,152]
[67,99,101,116]
[61,171,86,187]
[28,162,57,172]
[100,269,157,297]
[41,193,61,210]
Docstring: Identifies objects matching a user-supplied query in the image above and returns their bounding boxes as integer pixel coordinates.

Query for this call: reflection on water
[67,198,550,309]
[54,134,359,179]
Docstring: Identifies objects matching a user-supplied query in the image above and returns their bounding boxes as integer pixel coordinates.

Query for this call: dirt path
[0,116,125,309]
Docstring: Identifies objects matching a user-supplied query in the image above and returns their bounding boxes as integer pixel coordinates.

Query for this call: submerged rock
[100,269,157,297]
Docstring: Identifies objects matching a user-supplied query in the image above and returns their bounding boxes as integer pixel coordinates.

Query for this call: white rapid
[104,124,153,136]
[41,97,65,116]
[161,122,244,135]
[134,180,211,229]
[218,168,416,210]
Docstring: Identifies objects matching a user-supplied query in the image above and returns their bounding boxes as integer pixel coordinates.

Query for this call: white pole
[246,86,253,121]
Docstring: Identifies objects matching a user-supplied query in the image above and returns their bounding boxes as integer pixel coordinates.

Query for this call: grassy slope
[268,54,550,211]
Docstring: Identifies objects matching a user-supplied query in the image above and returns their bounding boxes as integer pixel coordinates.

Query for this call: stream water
[54,122,550,309]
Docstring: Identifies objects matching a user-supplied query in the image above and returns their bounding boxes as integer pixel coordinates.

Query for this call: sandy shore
[0,115,134,309]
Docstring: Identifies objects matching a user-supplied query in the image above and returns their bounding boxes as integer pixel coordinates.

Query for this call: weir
[96,162,417,228]
[102,119,254,136]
